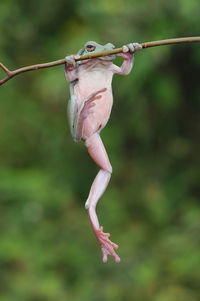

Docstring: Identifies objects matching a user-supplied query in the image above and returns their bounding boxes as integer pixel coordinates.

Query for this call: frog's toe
[122,45,129,53]
[130,42,142,52]
[65,55,77,70]
[122,43,142,53]
[95,227,121,263]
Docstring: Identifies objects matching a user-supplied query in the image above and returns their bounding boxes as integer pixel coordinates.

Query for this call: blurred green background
[0,0,200,300]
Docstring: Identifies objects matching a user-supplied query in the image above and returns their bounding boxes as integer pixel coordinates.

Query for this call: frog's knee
[106,164,112,174]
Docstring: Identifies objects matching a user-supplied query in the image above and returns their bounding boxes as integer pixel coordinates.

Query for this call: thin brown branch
[141,36,200,48]
[0,62,11,74]
[0,36,200,86]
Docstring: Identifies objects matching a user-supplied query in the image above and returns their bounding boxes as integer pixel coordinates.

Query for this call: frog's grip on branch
[0,37,200,86]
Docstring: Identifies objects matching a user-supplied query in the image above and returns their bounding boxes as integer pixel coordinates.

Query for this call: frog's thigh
[85,133,112,173]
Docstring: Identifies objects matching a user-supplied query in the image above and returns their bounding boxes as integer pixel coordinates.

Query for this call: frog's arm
[64,54,83,83]
[64,62,79,83]
[112,52,134,75]
[112,43,142,75]
[67,81,79,138]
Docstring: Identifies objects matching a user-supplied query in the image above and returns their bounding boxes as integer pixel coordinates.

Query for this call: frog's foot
[94,226,121,263]
[81,88,107,120]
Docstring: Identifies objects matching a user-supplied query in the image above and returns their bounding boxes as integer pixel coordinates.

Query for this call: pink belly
[76,88,113,139]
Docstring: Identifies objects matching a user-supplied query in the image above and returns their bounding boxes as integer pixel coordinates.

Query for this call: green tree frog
[65,41,141,263]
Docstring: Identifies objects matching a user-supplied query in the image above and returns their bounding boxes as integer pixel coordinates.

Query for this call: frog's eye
[86,44,96,52]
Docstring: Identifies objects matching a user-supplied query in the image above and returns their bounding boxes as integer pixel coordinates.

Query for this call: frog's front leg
[113,42,142,75]
[85,133,120,263]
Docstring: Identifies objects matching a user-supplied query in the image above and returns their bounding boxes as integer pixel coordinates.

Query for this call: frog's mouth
[99,54,116,61]
[99,43,116,61]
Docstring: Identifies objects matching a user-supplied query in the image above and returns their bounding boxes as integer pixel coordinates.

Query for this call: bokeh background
[0,1,200,300]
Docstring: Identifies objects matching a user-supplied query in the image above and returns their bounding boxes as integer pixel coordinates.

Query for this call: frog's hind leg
[84,133,120,263]
[85,133,112,212]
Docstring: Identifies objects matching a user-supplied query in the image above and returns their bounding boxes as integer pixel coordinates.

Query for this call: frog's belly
[76,88,113,139]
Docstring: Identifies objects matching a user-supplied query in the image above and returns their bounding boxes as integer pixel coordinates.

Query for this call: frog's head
[78,41,116,61]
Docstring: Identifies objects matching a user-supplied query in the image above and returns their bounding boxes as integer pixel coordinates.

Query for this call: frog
[65,41,142,263]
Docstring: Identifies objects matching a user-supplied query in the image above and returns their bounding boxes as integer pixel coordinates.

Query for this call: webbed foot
[94,226,120,263]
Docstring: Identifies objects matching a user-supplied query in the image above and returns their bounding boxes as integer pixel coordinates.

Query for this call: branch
[1,36,200,86]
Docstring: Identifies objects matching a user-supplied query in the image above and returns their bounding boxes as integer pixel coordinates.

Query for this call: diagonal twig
[1,36,200,86]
